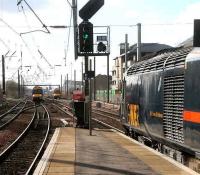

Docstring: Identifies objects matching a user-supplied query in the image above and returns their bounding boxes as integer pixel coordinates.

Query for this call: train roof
[33,86,43,89]
[126,46,192,76]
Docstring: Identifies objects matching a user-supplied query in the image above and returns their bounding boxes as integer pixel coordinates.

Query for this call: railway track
[0,104,50,174]
[92,106,124,132]
[0,100,35,129]
[51,100,77,126]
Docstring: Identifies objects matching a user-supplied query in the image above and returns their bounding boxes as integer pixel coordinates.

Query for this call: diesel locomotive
[32,86,43,102]
[123,46,200,163]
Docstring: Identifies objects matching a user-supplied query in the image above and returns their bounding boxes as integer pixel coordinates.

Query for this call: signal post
[75,0,110,135]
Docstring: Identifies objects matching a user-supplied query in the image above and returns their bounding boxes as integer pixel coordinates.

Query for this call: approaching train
[123,46,200,163]
[53,88,62,99]
[32,86,43,102]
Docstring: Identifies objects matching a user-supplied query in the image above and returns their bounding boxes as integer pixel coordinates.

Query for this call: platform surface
[34,127,199,175]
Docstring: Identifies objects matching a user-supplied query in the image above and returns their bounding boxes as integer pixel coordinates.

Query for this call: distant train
[32,86,43,102]
[53,88,62,99]
[123,46,200,164]
[72,89,85,101]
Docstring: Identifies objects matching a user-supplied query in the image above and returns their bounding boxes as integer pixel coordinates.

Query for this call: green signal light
[83,33,89,40]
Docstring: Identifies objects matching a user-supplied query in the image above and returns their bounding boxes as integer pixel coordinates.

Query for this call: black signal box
[79,0,104,21]
[79,21,93,53]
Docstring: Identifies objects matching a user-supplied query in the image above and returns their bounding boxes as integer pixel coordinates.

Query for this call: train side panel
[184,48,200,150]
[126,71,164,138]
[140,72,163,138]
[124,47,200,157]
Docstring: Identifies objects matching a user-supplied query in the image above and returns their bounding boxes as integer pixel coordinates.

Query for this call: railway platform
[34,127,198,175]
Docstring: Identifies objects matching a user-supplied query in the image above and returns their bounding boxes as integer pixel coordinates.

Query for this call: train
[72,89,85,101]
[53,88,62,99]
[123,45,200,164]
[32,86,43,102]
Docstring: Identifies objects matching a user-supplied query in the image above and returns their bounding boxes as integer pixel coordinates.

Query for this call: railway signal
[79,21,93,53]
[78,0,105,135]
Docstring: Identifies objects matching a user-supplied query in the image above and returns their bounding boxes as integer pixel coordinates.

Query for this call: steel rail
[92,106,119,116]
[52,103,77,120]
[0,100,29,129]
[25,104,50,174]
[0,106,36,161]
[92,118,124,134]
[92,110,120,122]
[0,100,24,119]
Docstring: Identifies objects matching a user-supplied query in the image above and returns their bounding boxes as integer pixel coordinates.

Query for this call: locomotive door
[127,75,140,127]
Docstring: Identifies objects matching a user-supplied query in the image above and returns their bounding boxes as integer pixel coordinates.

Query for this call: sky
[0,0,200,86]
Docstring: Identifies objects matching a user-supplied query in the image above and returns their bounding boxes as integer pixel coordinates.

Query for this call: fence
[95,90,121,104]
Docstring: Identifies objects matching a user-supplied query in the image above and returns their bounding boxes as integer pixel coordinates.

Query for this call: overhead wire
[10,66,22,80]
[0,17,20,35]
[0,16,37,66]
[0,22,193,29]
[21,4,49,72]
[17,0,50,35]
[0,13,46,83]
[0,37,10,50]
[38,49,53,69]
[15,4,48,78]
[66,0,72,8]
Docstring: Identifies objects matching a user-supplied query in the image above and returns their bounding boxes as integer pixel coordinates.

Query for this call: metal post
[81,61,84,90]
[64,75,66,98]
[22,78,24,96]
[21,75,23,97]
[89,59,92,136]
[94,56,96,101]
[20,50,23,97]
[125,34,128,70]
[2,55,5,95]
[71,62,72,91]
[67,74,69,99]
[23,78,25,95]
[123,34,128,121]
[21,51,23,71]
[18,70,20,98]
[74,70,76,90]
[72,0,78,60]
[137,23,141,61]
[85,56,89,96]
[84,56,89,132]
[61,74,62,93]
[123,78,127,121]
[107,55,109,103]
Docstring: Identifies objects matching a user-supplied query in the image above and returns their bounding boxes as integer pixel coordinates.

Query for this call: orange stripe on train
[183,110,200,124]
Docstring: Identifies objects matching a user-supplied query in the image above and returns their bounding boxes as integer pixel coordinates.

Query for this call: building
[112,43,173,91]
